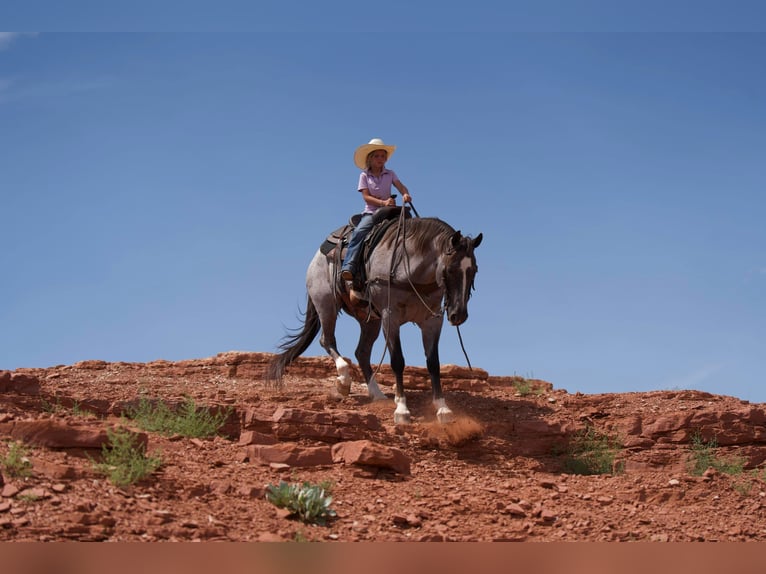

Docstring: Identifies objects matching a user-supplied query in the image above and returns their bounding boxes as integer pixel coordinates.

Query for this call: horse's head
[439,230,483,326]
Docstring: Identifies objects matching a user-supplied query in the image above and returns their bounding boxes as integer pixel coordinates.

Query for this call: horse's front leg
[383,314,410,424]
[421,316,454,424]
[355,317,387,401]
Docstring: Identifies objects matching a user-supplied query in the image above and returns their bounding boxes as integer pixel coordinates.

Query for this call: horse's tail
[266,295,321,384]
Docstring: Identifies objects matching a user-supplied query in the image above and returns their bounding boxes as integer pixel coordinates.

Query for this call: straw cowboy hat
[353,138,396,170]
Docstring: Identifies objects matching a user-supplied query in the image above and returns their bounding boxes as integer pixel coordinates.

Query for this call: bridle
[380,204,476,370]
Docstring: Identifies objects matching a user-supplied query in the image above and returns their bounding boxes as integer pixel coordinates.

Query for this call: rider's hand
[402,193,412,204]
[385,197,396,207]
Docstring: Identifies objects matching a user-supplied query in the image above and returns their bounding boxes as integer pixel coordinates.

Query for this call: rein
[375,202,474,372]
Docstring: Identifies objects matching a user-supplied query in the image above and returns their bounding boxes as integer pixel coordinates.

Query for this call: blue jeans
[341,213,374,273]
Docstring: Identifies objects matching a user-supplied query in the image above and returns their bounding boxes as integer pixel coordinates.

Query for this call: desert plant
[126,396,231,438]
[563,426,623,475]
[2,440,33,478]
[688,431,745,476]
[92,427,162,487]
[265,480,336,525]
[70,399,96,419]
[40,396,64,414]
[514,379,533,396]
[40,397,96,418]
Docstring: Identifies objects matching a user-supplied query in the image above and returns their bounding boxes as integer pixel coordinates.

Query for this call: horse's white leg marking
[365,375,388,401]
[394,395,412,425]
[434,397,455,424]
[335,357,351,397]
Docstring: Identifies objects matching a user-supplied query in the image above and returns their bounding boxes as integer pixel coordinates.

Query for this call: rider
[340,138,412,288]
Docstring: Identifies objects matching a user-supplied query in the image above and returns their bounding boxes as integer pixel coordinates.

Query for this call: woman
[340,138,412,285]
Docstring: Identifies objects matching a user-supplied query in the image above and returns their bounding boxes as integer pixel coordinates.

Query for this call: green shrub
[92,427,162,487]
[688,431,745,476]
[563,426,623,475]
[265,481,337,525]
[2,441,33,478]
[126,396,231,438]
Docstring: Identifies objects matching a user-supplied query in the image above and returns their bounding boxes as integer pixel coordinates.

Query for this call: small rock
[19,488,50,500]
[419,533,445,542]
[540,509,557,523]
[210,480,231,494]
[406,514,422,528]
[392,513,408,526]
[257,532,284,542]
[505,503,527,517]
[238,485,265,498]
[668,479,681,487]
[2,484,19,498]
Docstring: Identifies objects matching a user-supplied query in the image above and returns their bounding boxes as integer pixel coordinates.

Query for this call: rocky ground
[2,351,766,542]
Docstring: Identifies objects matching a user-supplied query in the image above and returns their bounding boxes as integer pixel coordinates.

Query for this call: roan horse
[267,211,482,424]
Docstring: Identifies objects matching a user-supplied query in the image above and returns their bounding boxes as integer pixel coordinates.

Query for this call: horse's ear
[450,231,462,249]
[473,233,483,248]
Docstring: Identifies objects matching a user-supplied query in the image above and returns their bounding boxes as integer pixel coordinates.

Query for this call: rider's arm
[393,180,412,204]
[362,188,396,207]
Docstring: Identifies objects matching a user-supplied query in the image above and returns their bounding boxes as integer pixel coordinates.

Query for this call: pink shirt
[358,169,399,214]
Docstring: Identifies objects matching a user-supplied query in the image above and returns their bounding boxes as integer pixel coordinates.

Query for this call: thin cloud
[0,32,37,50]
[663,364,724,391]
[0,76,115,105]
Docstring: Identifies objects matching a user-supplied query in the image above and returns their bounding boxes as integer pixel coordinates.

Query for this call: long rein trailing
[374,201,473,372]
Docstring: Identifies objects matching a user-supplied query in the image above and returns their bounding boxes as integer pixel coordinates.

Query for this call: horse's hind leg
[315,305,352,396]
[355,318,387,401]
[308,274,352,396]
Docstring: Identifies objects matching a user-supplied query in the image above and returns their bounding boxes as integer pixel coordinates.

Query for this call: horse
[267,211,482,424]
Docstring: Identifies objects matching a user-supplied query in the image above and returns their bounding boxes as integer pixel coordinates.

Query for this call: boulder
[331,440,411,475]
[245,443,333,467]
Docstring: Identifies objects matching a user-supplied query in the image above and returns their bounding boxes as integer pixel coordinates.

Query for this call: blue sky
[1,28,764,402]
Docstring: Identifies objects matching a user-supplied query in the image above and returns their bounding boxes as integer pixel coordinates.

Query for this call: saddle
[320,206,411,264]
[320,206,411,319]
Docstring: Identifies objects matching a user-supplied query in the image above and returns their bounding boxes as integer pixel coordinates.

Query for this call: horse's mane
[383,217,455,253]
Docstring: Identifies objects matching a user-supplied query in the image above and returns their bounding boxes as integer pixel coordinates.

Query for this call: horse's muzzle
[448,309,468,326]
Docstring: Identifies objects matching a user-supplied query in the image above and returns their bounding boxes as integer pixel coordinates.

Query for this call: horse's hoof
[336,376,351,397]
[394,411,412,425]
[365,381,388,401]
[436,408,455,424]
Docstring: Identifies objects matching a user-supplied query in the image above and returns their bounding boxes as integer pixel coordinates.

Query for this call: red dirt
[2,352,766,542]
